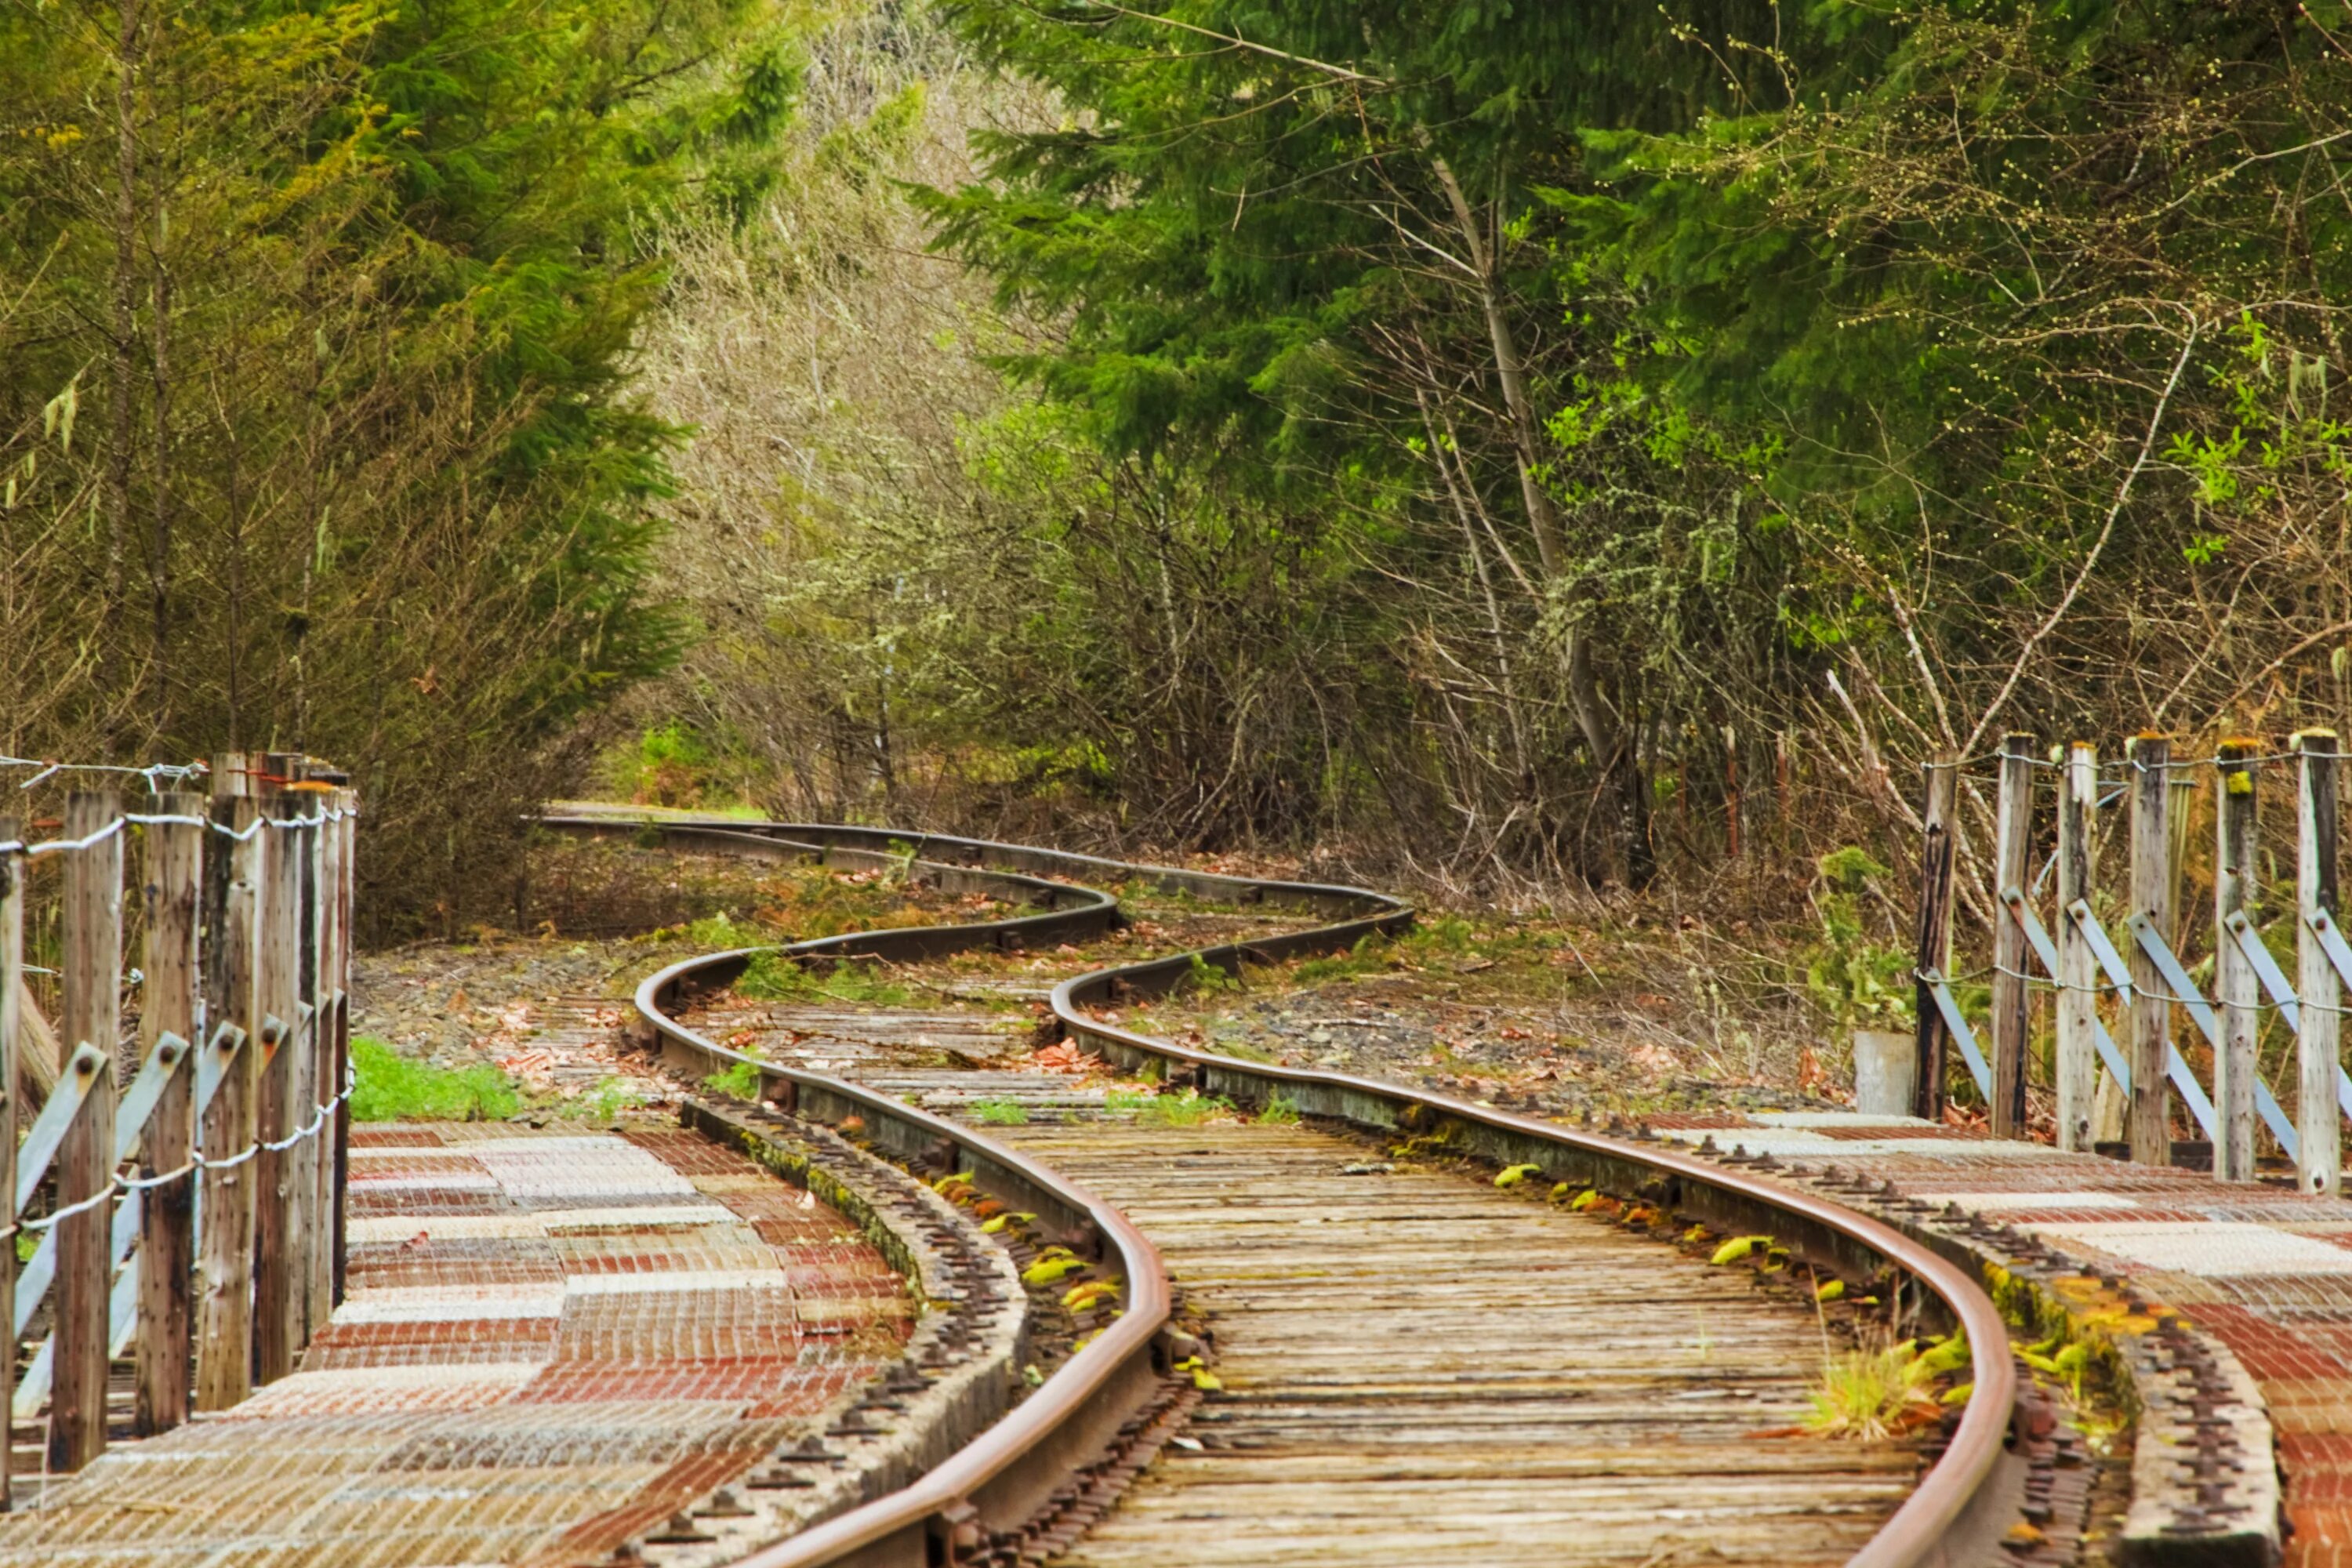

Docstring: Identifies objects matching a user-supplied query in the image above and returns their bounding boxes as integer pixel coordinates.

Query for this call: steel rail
[544,811,2018,1568]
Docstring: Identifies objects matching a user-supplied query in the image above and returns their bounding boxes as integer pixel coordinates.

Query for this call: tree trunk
[1428,151,1650,885]
[103,0,142,751]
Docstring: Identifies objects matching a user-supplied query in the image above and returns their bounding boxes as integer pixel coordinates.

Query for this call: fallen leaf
[1711,1235,1773,1266]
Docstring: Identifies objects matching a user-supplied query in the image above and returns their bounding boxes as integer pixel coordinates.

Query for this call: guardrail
[5,751,356,1491]
[543,811,2020,1568]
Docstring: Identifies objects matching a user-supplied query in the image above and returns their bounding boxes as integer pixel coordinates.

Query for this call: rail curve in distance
[541,811,2020,1568]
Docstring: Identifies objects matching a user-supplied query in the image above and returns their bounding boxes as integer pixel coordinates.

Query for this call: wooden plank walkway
[999,1118,1917,1568]
[685,993,1924,1568]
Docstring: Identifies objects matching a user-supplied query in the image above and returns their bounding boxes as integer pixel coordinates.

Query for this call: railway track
[546,813,2024,1568]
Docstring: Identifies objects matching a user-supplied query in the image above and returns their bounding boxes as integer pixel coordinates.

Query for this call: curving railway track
[543,812,2027,1568]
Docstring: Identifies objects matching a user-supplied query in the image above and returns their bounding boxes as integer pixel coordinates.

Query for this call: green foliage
[351,1037,521,1122]
[970,1098,1030,1125]
[1802,1341,1940,1442]
[687,911,756,947]
[1257,1094,1301,1126]
[1102,1087,1233,1127]
[0,0,794,932]
[735,953,912,1007]
[1185,953,1238,996]
[561,1076,648,1120]
[603,724,753,810]
[703,1059,764,1100]
[1806,848,1914,1030]
[1294,935,1392,984]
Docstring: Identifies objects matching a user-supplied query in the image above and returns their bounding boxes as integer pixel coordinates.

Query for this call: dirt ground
[354,833,1854,1123]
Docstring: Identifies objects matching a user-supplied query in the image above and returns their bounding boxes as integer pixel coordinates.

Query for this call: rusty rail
[545,811,2020,1568]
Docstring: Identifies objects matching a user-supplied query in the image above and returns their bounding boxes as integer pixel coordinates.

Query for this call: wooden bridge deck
[0,1123,909,1568]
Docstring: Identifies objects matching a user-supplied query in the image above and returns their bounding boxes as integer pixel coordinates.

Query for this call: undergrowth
[1801,1331,1966,1440]
[704,1059,764,1100]
[736,953,913,1007]
[1103,1087,1232,1126]
[351,1036,521,1121]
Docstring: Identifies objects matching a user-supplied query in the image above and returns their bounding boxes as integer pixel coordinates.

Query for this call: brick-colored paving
[0,1123,910,1568]
[1647,1111,2352,1565]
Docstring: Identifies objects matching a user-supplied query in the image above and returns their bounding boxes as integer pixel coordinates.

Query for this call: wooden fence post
[2299,730,2341,1197]
[253,758,304,1384]
[134,791,204,1432]
[2056,744,2099,1152]
[1912,753,1959,1121]
[332,786,355,1305]
[302,775,335,1335]
[0,821,20,1510]
[2214,741,2259,1181]
[52,789,124,1472]
[197,754,262,1410]
[1990,733,2035,1138]
[2128,734,2173,1167]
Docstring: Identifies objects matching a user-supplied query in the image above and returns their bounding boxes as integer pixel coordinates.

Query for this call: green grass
[1257,1093,1301,1125]
[970,1098,1031,1125]
[1102,1087,1232,1127]
[703,1059,763,1100]
[1293,932,1396,984]
[1185,953,1240,996]
[685,911,757,947]
[1801,1341,1939,1440]
[557,1076,646,1120]
[350,1036,521,1122]
[735,953,912,1007]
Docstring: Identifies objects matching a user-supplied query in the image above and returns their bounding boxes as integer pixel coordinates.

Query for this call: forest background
[6,0,2350,999]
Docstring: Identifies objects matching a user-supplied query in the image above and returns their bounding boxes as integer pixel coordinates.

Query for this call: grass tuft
[351,1036,521,1122]
[1801,1341,1939,1440]
[736,953,912,1007]
[1103,1087,1233,1127]
[971,1098,1031,1125]
[559,1076,647,1120]
[703,1060,763,1100]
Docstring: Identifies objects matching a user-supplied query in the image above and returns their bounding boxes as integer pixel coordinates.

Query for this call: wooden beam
[2214,740,2259,1181]
[2299,730,2341,1196]
[0,817,20,1510]
[1989,733,2035,1138]
[252,757,303,1385]
[2128,734,2172,1167]
[196,753,261,1411]
[2055,744,2099,1152]
[51,789,123,1472]
[1911,754,1959,1121]
[135,790,203,1432]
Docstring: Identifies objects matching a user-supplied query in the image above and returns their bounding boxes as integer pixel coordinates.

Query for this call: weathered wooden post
[1912,753,1960,1121]
[301,775,336,1334]
[1990,733,2035,1138]
[254,757,305,1384]
[2128,734,2172,1166]
[135,791,205,1431]
[0,819,20,1509]
[197,753,262,1410]
[2056,744,2099,1152]
[332,785,355,1305]
[2299,730,2341,1196]
[53,789,123,1472]
[2214,741,2259,1181]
